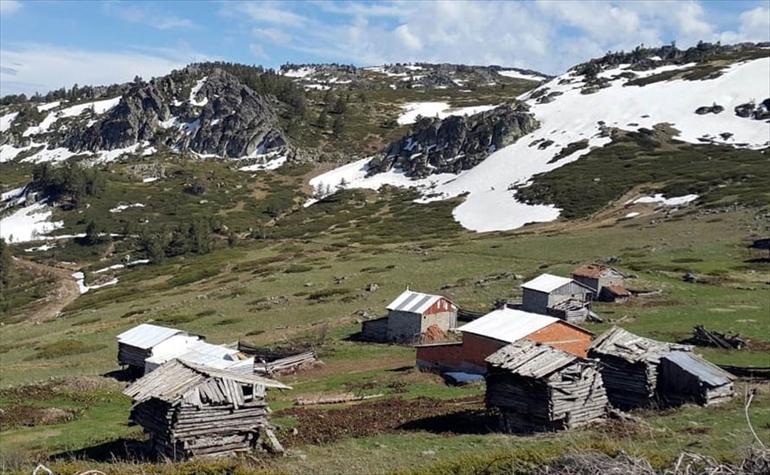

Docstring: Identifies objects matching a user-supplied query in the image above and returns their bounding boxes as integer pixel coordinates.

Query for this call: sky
[1,0,768,96]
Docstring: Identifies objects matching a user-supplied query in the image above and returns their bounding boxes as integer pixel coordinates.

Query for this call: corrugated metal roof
[457,308,557,343]
[145,339,240,371]
[386,290,446,314]
[663,351,734,387]
[145,334,201,361]
[521,274,574,293]
[176,341,240,369]
[116,323,186,350]
[590,327,691,363]
[486,340,579,378]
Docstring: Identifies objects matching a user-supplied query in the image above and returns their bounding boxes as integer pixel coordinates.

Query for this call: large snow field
[0,202,63,243]
[397,102,498,125]
[309,58,770,232]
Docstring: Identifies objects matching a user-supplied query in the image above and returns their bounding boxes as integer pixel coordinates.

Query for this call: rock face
[367,104,538,178]
[62,68,286,158]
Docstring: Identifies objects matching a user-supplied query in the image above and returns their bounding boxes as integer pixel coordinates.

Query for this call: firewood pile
[254,351,319,376]
[684,325,746,350]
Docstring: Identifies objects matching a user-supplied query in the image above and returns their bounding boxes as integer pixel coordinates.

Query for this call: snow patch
[497,70,547,81]
[36,101,61,112]
[189,77,209,107]
[281,67,315,78]
[25,243,57,252]
[23,96,121,136]
[397,102,497,125]
[0,202,63,243]
[0,111,19,132]
[633,193,699,206]
[72,271,118,294]
[238,154,287,172]
[109,203,145,213]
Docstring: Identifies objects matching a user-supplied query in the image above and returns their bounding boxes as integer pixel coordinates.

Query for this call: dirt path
[14,258,80,323]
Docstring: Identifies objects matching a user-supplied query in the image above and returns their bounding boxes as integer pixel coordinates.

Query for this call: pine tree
[317,110,328,128]
[332,115,344,137]
[0,238,12,289]
[332,97,346,114]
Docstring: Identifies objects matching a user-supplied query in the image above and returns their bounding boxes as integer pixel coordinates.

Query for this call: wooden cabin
[520,274,593,322]
[416,307,593,374]
[361,290,458,343]
[124,359,290,459]
[588,327,690,409]
[658,351,735,406]
[572,265,630,302]
[117,324,195,373]
[485,340,608,432]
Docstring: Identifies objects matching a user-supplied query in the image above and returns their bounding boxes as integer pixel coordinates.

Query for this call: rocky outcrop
[695,104,724,115]
[366,104,538,178]
[735,99,770,120]
[572,42,769,78]
[61,68,286,158]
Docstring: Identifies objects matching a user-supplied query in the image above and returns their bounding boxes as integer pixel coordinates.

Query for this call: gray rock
[695,104,724,115]
[62,68,286,158]
[367,104,538,178]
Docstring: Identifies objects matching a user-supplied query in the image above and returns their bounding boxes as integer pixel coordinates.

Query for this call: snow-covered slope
[397,102,498,125]
[309,56,770,232]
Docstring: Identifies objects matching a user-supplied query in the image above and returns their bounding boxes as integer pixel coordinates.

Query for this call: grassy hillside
[517,127,770,219]
[1,185,768,472]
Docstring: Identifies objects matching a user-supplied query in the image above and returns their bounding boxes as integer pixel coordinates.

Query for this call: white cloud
[106,3,196,30]
[720,6,770,44]
[0,44,199,96]
[0,0,22,15]
[226,2,308,27]
[395,24,422,51]
[252,27,292,45]
[249,43,268,59]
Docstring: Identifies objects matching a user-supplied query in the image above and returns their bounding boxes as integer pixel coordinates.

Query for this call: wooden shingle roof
[486,340,582,378]
[590,327,690,364]
[124,359,290,406]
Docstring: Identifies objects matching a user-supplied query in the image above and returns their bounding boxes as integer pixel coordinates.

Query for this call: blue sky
[1,0,768,96]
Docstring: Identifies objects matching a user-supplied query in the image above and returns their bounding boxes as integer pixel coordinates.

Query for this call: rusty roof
[572,264,624,279]
[604,285,631,297]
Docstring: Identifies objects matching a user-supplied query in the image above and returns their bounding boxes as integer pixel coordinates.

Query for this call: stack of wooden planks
[254,351,318,376]
[485,340,608,433]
